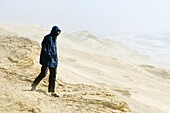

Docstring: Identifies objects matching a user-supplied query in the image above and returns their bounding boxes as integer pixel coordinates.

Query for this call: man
[31,26,61,97]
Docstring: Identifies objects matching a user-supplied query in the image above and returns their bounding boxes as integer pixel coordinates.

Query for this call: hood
[50,26,61,37]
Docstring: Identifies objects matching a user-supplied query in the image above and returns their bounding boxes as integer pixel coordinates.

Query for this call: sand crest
[1,24,170,113]
[0,36,131,113]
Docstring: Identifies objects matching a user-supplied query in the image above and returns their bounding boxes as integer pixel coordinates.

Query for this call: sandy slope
[57,46,170,113]
[0,24,156,66]
[0,24,170,113]
[60,31,156,66]
[0,24,48,43]
[0,36,131,113]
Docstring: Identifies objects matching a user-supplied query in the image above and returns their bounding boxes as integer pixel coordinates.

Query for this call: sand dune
[0,24,48,43]
[57,46,170,113]
[0,25,170,113]
[60,31,156,66]
[0,24,156,66]
[0,27,15,36]
[0,35,131,113]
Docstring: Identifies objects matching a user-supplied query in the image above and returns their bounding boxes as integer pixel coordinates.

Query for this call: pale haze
[0,0,170,68]
[1,0,170,36]
[1,1,170,113]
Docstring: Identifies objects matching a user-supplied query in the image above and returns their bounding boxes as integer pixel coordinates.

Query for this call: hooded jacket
[40,26,61,68]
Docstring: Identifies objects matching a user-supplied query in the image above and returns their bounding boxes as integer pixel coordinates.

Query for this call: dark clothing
[40,26,61,68]
[32,65,56,92]
[32,26,61,92]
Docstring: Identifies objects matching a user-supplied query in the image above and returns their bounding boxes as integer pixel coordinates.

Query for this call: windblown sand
[0,36,131,113]
[0,25,170,113]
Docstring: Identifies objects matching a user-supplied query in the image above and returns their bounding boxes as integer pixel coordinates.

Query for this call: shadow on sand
[35,89,48,95]
[23,89,48,96]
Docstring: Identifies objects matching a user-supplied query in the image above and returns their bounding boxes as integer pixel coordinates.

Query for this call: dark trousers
[32,65,57,92]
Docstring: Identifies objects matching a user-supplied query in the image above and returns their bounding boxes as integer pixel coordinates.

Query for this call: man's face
[57,31,61,36]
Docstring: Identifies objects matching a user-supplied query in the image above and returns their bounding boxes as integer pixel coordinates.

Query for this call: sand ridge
[0,35,131,113]
[0,24,170,113]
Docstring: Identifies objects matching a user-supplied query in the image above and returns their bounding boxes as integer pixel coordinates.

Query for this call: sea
[108,33,170,69]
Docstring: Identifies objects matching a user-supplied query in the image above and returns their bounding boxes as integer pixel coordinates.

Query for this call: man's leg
[31,65,48,90]
[48,67,59,97]
[48,67,56,92]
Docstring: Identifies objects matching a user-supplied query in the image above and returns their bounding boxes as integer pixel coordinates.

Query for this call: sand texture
[0,24,170,113]
[0,36,131,113]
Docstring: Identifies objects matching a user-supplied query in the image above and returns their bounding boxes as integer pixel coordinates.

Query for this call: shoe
[51,93,59,97]
[31,84,36,91]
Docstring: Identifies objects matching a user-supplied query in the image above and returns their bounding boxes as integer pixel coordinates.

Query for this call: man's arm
[41,36,52,59]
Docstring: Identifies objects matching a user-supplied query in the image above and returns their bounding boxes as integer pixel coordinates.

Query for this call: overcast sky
[0,0,170,37]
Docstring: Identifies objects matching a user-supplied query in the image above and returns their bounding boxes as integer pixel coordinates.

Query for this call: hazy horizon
[1,0,170,37]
